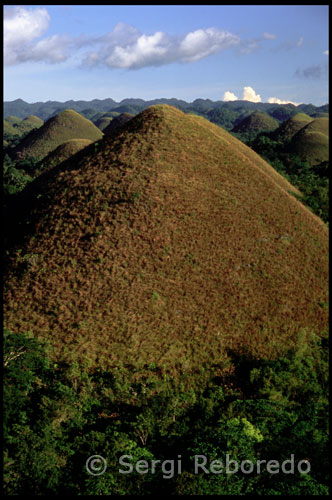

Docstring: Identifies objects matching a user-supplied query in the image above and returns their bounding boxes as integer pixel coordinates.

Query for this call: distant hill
[4,105,328,373]
[4,97,328,129]
[5,115,22,126]
[271,113,314,142]
[12,109,103,162]
[4,115,44,138]
[17,115,44,134]
[34,138,93,175]
[103,113,134,135]
[4,120,18,136]
[94,116,113,131]
[232,112,279,140]
[288,117,329,166]
[92,113,120,131]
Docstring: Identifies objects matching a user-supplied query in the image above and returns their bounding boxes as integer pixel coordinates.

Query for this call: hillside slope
[4,105,328,373]
[12,109,103,161]
[34,139,93,175]
[103,112,135,135]
[289,117,329,166]
[271,113,313,142]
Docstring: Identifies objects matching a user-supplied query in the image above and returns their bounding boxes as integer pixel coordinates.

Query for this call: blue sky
[4,5,329,105]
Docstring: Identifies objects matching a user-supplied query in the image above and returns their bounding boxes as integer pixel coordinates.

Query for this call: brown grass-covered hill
[232,111,279,138]
[5,115,22,126]
[4,115,44,137]
[19,115,44,132]
[4,119,18,136]
[103,112,134,135]
[93,113,121,131]
[4,105,328,375]
[12,109,103,162]
[288,117,329,166]
[94,116,113,131]
[34,139,93,176]
[271,113,314,142]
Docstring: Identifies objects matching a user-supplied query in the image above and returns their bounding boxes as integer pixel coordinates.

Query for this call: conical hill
[4,105,328,373]
[12,109,103,162]
[103,112,134,135]
[288,117,329,166]
[271,112,313,142]
[232,111,279,136]
[34,138,93,175]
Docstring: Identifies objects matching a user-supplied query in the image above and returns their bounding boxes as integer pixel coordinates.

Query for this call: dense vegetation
[244,132,329,223]
[4,327,329,495]
[3,153,38,197]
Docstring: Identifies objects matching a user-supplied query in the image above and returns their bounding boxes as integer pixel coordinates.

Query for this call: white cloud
[297,37,304,47]
[98,25,241,69]
[268,97,300,106]
[223,87,299,105]
[223,91,238,101]
[26,35,71,64]
[223,86,261,103]
[323,50,329,55]
[105,31,170,69]
[263,32,276,40]
[4,8,241,69]
[242,86,261,102]
[178,28,239,63]
[4,6,51,65]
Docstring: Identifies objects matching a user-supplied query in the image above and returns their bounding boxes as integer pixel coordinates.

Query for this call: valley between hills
[3,99,329,495]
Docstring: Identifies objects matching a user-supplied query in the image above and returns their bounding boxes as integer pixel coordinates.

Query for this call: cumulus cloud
[296,37,304,46]
[223,86,299,105]
[223,86,261,103]
[268,97,300,106]
[84,24,241,69]
[223,91,238,101]
[4,7,241,69]
[242,86,262,102]
[4,6,51,64]
[323,50,329,55]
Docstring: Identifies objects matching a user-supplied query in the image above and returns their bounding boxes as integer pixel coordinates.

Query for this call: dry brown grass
[272,113,314,142]
[4,105,328,375]
[35,139,93,175]
[13,109,103,162]
[289,117,329,165]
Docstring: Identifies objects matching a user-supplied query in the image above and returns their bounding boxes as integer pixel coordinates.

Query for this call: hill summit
[271,113,313,142]
[232,111,279,139]
[34,139,93,175]
[12,109,103,162]
[4,105,328,373]
[289,117,329,166]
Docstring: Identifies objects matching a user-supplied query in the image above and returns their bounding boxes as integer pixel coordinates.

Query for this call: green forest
[4,328,329,495]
